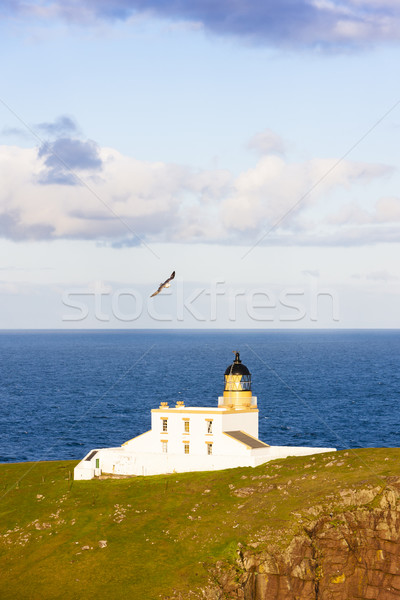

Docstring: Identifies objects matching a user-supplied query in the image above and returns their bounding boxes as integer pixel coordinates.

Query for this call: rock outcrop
[202,480,400,600]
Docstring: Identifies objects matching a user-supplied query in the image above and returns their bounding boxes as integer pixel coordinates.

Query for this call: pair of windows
[184,441,212,456]
[162,419,213,433]
[162,442,213,455]
[186,421,213,434]
[163,420,190,433]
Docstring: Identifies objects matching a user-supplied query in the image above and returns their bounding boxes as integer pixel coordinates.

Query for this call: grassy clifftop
[1,448,400,599]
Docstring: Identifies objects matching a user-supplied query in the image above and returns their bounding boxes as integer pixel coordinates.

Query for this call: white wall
[123,430,153,452]
[254,446,336,460]
[150,409,220,455]
[74,444,336,479]
[220,410,259,438]
[74,461,95,480]
[91,447,264,476]
[147,406,260,457]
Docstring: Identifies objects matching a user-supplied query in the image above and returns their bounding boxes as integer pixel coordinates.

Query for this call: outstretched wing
[150,271,176,297]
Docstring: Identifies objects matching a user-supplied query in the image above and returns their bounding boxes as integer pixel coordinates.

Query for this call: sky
[0,0,400,328]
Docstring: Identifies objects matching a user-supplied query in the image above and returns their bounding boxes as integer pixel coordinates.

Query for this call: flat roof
[224,430,269,449]
[152,407,258,414]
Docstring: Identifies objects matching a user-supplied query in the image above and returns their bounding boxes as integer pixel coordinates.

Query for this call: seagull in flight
[150,271,176,297]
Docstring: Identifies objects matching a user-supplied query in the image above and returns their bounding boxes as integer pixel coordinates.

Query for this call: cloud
[1,126,32,140]
[37,138,103,185]
[352,269,398,282]
[375,196,400,222]
[0,281,31,295]
[36,115,80,137]
[0,211,55,241]
[247,129,286,156]
[2,115,80,142]
[0,144,225,242]
[5,0,400,49]
[220,155,391,234]
[0,140,396,246]
[313,195,400,246]
[366,270,398,281]
[327,196,400,226]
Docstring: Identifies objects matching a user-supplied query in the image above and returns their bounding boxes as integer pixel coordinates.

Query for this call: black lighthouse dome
[224,351,251,378]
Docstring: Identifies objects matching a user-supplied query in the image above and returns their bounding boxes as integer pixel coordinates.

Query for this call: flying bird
[150,271,176,297]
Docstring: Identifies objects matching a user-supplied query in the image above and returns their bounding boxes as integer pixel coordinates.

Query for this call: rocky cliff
[201,480,400,600]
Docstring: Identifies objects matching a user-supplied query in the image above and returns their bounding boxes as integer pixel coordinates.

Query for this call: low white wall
[74,461,95,480]
[251,446,336,463]
[97,448,254,476]
[74,444,337,479]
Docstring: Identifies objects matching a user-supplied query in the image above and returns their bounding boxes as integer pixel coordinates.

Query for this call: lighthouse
[74,351,335,480]
[222,351,253,408]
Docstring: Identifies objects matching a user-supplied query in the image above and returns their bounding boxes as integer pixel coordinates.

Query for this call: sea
[0,329,399,463]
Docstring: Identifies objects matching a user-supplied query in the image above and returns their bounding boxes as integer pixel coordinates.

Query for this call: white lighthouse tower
[74,351,335,480]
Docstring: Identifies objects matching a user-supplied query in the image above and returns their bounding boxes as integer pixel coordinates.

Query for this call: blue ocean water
[0,330,399,463]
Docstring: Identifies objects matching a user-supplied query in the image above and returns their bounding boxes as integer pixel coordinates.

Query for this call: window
[162,419,168,432]
[95,458,100,469]
[184,420,190,433]
[162,441,168,453]
[184,444,190,454]
[207,420,213,434]
[207,443,213,455]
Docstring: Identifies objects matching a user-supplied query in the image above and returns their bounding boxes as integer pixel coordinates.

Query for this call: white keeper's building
[74,351,335,480]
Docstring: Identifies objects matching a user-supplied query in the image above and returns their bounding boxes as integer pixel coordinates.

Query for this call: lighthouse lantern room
[220,351,254,409]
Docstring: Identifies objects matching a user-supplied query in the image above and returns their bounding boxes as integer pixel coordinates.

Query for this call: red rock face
[202,486,400,600]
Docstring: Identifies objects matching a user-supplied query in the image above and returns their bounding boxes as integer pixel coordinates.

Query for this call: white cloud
[366,270,398,281]
[310,0,400,45]
[327,203,372,225]
[351,269,398,282]
[247,129,286,156]
[327,196,400,227]
[220,155,390,234]
[375,196,400,222]
[0,281,27,295]
[0,144,232,244]
[0,142,396,246]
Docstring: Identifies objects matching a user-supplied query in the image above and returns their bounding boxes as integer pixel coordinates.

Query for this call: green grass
[1,448,400,599]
